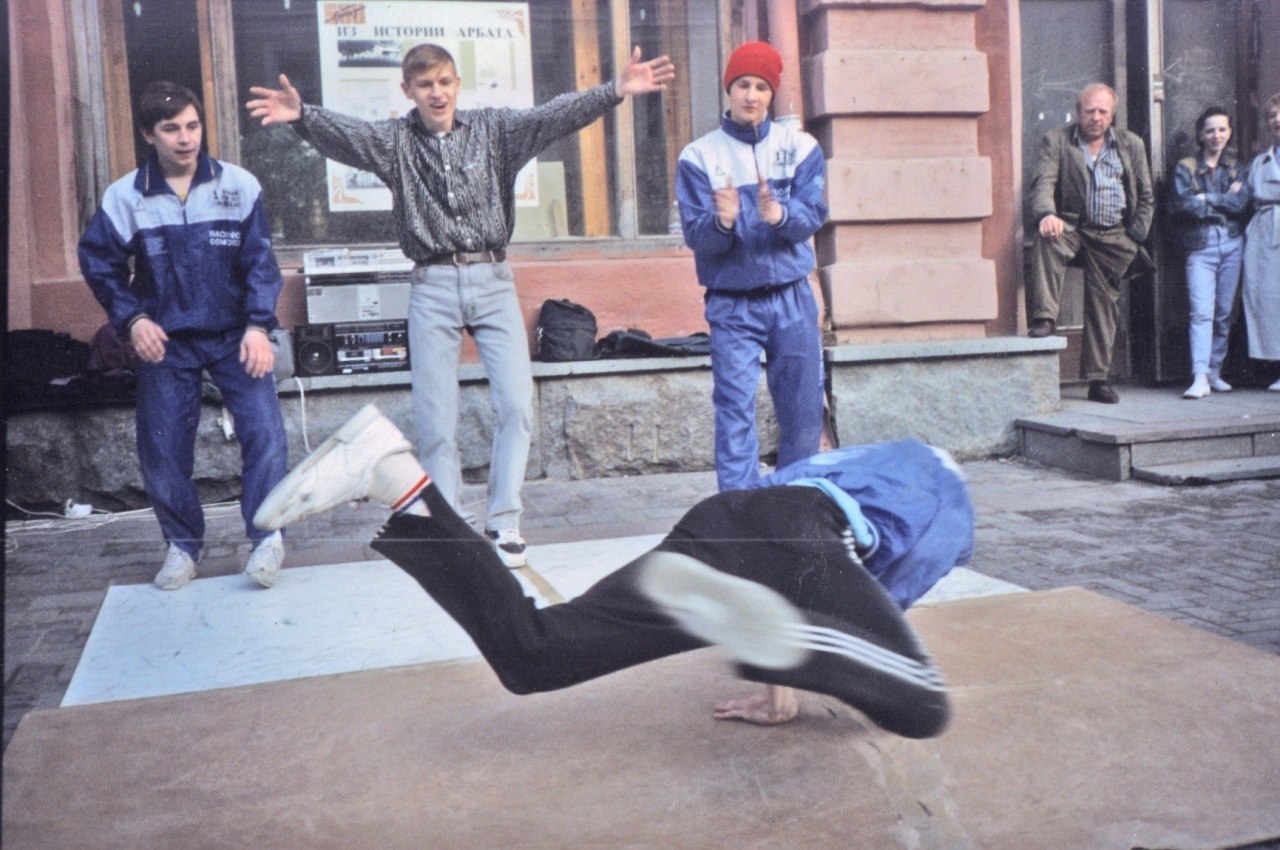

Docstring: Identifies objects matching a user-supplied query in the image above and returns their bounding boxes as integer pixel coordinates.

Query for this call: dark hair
[1194,106,1232,148]
[136,81,205,133]
[402,43,455,84]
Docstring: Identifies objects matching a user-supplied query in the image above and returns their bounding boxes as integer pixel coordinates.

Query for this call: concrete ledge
[826,337,1063,458]
[7,340,1064,510]
[826,335,1066,364]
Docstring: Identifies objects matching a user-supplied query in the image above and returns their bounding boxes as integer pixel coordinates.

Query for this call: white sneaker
[636,551,809,670]
[486,528,528,568]
[1183,374,1210,399]
[1269,378,1280,392]
[244,531,284,588]
[253,405,413,530]
[1208,375,1232,392]
[154,544,197,590]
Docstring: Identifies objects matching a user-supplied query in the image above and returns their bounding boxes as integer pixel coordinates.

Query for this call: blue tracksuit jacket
[78,152,282,335]
[758,441,976,609]
[675,114,827,292]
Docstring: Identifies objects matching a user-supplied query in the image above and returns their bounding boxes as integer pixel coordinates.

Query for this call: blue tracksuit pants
[134,329,288,557]
[705,280,825,491]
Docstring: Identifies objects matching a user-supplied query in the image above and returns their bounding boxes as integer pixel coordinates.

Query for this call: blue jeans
[1186,232,1243,376]
[134,330,288,557]
[408,261,532,531]
[706,281,825,491]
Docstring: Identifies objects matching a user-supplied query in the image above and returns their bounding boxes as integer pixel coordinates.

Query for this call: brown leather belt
[421,249,507,266]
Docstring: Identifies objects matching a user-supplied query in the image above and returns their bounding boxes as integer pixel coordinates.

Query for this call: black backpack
[536,299,597,362]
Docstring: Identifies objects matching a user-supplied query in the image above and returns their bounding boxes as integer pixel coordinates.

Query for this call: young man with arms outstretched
[247,45,675,568]
[255,406,973,735]
[79,81,290,590]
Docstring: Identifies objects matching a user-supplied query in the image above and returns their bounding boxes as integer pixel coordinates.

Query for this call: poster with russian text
[316,2,535,212]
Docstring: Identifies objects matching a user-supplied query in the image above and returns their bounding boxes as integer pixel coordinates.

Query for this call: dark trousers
[1029,224,1138,381]
[371,483,922,698]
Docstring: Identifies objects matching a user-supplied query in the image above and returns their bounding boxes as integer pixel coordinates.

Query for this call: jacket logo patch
[772,147,798,169]
[208,229,241,247]
[210,189,242,209]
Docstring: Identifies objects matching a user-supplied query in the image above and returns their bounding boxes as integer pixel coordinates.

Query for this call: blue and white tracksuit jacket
[77,152,288,554]
[758,441,975,610]
[676,115,829,491]
[78,152,282,336]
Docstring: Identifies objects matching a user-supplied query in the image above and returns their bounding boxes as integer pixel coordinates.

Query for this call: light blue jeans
[1186,231,1243,376]
[408,261,532,531]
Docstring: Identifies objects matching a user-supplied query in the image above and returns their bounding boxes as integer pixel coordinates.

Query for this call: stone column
[802,0,999,345]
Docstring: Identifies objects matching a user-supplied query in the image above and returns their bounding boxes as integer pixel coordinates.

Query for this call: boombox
[294,321,410,377]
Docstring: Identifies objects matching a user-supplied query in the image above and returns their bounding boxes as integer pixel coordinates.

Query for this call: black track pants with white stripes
[371,481,949,737]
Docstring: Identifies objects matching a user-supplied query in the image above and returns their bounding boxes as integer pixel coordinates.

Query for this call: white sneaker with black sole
[486,528,528,568]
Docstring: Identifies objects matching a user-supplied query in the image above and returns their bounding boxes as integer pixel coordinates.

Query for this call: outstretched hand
[713,685,799,726]
[615,46,676,98]
[246,74,303,126]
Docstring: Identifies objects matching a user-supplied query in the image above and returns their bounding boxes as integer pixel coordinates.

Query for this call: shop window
[219,0,718,247]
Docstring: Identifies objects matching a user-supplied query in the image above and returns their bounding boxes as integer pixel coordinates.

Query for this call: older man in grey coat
[1027,83,1154,404]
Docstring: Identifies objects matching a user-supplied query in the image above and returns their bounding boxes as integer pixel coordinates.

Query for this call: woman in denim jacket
[1167,107,1249,399]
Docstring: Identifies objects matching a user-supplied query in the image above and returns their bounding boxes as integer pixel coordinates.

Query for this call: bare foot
[713,685,799,726]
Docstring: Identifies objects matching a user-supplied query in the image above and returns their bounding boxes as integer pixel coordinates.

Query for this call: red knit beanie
[722,41,783,93]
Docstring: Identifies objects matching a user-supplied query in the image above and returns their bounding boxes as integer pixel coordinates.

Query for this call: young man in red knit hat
[674,41,828,493]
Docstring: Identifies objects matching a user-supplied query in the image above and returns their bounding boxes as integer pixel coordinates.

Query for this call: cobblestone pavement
[5,458,1280,750]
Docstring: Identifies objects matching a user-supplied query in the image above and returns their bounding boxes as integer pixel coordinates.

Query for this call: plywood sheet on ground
[4,588,1278,849]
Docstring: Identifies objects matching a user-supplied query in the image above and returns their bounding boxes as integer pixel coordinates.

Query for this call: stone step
[1131,455,1280,486]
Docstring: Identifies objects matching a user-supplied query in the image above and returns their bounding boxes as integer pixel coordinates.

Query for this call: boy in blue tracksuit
[676,41,829,492]
[78,81,289,591]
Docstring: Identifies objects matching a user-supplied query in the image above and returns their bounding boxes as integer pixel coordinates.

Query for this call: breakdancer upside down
[255,406,974,738]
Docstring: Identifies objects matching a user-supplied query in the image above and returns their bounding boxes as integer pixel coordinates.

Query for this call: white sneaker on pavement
[253,404,414,530]
[154,544,197,591]
[1208,375,1232,392]
[1183,374,1210,399]
[1269,378,1280,392]
[486,528,528,568]
[244,531,285,588]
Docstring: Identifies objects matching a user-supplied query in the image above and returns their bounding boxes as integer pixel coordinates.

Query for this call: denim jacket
[1166,154,1249,252]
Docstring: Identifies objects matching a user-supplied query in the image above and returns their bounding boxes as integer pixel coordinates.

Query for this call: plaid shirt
[1075,127,1125,228]
[295,84,620,262]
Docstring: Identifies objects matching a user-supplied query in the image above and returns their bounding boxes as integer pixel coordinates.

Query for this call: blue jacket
[756,441,975,609]
[78,152,282,336]
[1166,154,1249,252]
[675,115,827,293]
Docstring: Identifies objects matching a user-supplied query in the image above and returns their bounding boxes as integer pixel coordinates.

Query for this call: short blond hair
[402,43,455,83]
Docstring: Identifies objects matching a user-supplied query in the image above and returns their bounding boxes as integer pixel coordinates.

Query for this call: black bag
[536,299,597,362]
[595,329,712,359]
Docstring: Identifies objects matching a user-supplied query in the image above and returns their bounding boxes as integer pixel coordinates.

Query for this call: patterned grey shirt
[1074,127,1125,228]
[295,83,621,262]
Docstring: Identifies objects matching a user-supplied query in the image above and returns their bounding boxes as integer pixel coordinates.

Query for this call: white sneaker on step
[486,528,528,568]
[1269,378,1280,392]
[1208,375,1232,392]
[244,531,285,588]
[154,544,197,590]
[253,405,413,530]
[1183,375,1210,399]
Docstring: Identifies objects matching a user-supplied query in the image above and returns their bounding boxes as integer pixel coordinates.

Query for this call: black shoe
[1028,319,1056,338]
[1087,380,1120,404]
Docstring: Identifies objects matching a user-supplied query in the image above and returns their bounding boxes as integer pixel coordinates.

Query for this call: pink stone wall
[801,0,1017,343]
